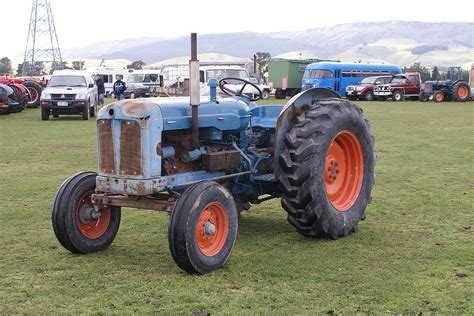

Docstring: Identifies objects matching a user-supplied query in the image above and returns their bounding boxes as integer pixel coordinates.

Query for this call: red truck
[374,72,422,101]
[345,75,393,101]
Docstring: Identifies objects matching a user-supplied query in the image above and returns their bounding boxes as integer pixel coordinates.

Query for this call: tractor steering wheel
[218,77,262,102]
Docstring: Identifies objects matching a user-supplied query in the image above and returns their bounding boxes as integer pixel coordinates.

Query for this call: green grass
[0,98,473,314]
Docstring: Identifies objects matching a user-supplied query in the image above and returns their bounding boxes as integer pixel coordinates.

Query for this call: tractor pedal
[252,173,277,182]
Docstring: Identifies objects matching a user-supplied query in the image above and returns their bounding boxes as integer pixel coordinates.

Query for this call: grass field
[0,98,473,314]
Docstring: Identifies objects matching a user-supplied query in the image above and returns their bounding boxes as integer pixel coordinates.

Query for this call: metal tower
[22,0,63,76]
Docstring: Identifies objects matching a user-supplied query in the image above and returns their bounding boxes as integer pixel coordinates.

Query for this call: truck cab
[374,72,422,101]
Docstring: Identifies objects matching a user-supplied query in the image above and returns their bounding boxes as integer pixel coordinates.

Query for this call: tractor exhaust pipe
[190,33,200,149]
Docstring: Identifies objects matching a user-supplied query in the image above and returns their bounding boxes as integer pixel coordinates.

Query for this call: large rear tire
[168,181,238,274]
[278,98,375,239]
[452,81,470,102]
[23,81,42,108]
[52,172,121,253]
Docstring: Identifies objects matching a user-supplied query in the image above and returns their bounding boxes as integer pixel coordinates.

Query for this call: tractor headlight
[75,93,87,100]
[41,92,51,99]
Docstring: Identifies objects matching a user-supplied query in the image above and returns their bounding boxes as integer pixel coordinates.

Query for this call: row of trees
[0,58,142,76]
[401,62,470,82]
[1,56,469,83]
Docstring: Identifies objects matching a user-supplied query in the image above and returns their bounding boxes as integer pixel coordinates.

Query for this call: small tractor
[419,66,470,102]
[52,34,376,274]
[0,75,43,108]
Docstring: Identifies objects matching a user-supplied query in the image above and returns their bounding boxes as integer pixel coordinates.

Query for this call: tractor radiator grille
[119,121,143,176]
[98,120,115,174]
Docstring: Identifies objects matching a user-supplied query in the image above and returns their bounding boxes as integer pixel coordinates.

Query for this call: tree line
[0,56,470,83]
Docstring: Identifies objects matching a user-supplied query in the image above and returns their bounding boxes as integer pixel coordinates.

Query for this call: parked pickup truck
[374,72,422,101]
[345,75,392,101]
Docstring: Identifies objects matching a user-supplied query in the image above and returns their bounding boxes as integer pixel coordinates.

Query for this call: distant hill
[271,21,473,51]
[62,37,164,59]
[63,21,473,68]
[98,32,320,64]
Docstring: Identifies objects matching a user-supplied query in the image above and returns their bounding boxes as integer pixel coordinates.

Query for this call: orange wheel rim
[435,93,443,102]
[325,130,364,211]
[458,86,468,99]
[75,190,111,239]
[196,202,228,257]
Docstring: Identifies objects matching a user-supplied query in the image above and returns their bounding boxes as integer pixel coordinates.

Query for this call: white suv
[40,70,98,120]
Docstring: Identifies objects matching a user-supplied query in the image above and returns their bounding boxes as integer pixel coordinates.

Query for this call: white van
[124,69,161,99]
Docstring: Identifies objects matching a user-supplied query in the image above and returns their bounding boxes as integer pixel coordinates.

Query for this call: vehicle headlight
[41,92,51,99]
[75,93,87,99]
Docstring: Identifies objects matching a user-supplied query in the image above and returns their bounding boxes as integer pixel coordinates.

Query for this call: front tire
[433,91,444,102]
[90,102,97,118]
[278,98,375,239]
[52,172,121,253]
[363,90,374,101]
[41,106,49,120]
[82,103,90,120]
[261,89,270,100]
[419,93,429,102]
[392,90,404,101]
[168,181,238,274]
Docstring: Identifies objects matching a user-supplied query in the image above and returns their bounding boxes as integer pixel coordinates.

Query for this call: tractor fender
[274,87,340,179]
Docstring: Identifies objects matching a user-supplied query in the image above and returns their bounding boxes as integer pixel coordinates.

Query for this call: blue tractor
[419,66,470,102]
[52,34,376,274]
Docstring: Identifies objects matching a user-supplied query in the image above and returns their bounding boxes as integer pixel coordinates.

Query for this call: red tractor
[0,75,43,108]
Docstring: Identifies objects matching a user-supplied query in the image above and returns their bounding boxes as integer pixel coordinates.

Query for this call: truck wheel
[168,181,238,274]
[278,98,375,239]
[130,92,136,99]
[392,90,404,101]
[23,81,42,108]
[52,172,121,253]
[275,89,286,99]
[82,103,90,120]
[261,89,270,100]
[433,91,444,102]
[41,106,49,120]
[363,90,374,101]
[90,103,97,118]
[452,81,470,102]
[419,93,429,102]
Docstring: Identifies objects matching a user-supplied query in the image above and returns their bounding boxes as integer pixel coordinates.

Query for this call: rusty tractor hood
[98,96,252,132]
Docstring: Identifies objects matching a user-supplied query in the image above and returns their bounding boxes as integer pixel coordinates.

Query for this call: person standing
[113,75,126,101]
[95,74,105,106]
